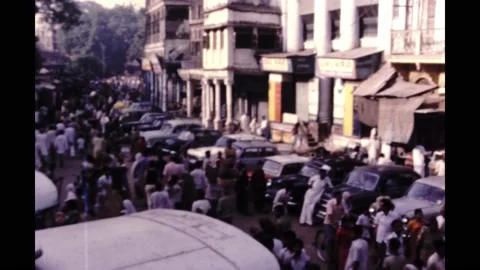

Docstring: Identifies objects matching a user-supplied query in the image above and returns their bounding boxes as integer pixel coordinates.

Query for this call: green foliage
[57,3,145,78]
[35,0,81,30]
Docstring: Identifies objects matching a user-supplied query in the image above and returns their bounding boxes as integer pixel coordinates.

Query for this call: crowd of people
[35,84,445,270]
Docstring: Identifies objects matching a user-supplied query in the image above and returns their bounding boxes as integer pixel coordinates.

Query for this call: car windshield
[345,171,379,191]
[160,123,173,133]
[299,165,319,178]
[152,120,162,127]
[214,136,234,147]
[406,182,445,204]
[140,115,152,123]
[263,160,282,174]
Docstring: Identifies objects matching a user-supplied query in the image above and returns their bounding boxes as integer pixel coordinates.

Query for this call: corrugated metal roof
[262,50,316,58]
[320,47,383,59]
[353,64,397,97]
[375,80,438,98]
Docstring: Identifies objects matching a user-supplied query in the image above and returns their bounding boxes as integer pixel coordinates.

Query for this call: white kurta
[299,175,327,225]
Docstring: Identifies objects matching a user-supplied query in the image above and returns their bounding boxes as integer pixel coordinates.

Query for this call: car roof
[416,176,445,190]
[35,210,279,270]
[223,133,266,140]
[164,119,203,126]
[353,165,415,175]
[232,141,276,149]
[306,156,364,168]
[265,154,310,165]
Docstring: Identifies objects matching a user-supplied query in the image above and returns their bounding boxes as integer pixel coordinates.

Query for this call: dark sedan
[155,129,222,159]
[121,112,173,132]
[315,165,421,221]
[265,157,365,210]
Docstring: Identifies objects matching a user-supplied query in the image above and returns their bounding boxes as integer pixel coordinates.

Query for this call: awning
[317,47,383,80]
[354,96,379,127]
[353,64,397,97]
[415,108,445,114]
[378,96,425,144]
[148,54,163,74]
[375,79,438,98]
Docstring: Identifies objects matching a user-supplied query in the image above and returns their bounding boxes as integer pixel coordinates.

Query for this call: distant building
[35,14,57,52]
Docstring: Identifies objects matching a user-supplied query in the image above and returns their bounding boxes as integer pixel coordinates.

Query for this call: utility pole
[100,43,106,77]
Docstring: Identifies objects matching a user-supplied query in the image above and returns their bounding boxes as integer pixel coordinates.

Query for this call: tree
[35,0,81,30]
[56,3,145,77]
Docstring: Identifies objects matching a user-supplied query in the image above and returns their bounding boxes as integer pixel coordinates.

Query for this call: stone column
[201,79,208,125]
[213,79,222,130]
[186,80,193,117]
[340,0,360,51]
[378,0,394,55]
[237,97,243,116]
[286,0,302,52]
[161,72,167,112]
[225,79,233,125]
[209,31,214,67]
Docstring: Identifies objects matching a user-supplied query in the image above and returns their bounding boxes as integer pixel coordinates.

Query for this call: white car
[35,209,280,270]
[263,154,311,180]
[140,119,203,148]
[187,133,266,163]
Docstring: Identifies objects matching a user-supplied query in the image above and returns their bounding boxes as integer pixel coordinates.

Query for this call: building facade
[35,14,57,52]
[143,0,191,111]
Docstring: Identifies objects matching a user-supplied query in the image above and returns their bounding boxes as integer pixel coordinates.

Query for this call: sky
[77,0,145,9]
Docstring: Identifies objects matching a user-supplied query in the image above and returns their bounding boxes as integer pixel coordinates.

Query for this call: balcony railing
[391,28,445,56]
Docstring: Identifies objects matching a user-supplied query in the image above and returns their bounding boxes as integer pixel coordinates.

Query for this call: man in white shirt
[65,125,76,157]
[374,198,399,268]
[426,239,445,270]
[240,113,250,133]
[100,113,110,134]
[191,189,211,214]
[54,130,69,168]
[36,129,49,164]
[272,183,293,213]
[384,219,405,256]
[323,190,346,270]
[46,125,57,150]
[190,162,208,192]
[56,122,65,131]
[151,184,173,209]
[97,170,113,196]
[257,116,269,137]
[345,225,369,270]
[412,145,426,177]
[435,154,445,176]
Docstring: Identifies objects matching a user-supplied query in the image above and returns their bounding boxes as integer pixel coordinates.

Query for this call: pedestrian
[299,168,329,226]
[97,168,113,197]
[385,219,405,257]
[412,145,426,177]
[374,198,399,269]
[377,153,388,165]
[258,217,283,258]
[216,188,236,224]
[144,160,159,209]
[93,193,110,220]
[426,239,445,270]
[121,199,136,215]
[92,133,104,159]
[203,150,215,171]
[224,140,236,168]
[336,216,355,270]
[65,124,76,157]
[407,209,425,260]
[205,177,223,215]
[436,206,445,236]
[163,153,184,182]
[434,154,445,177]
[356,208,372,242]
[216,151,225,170]
[383,238,407,270]
[168,175,183,209]
[292,122,300,148]
[250,161,267,213]
[191,189,211,215]
[77,135,85,158]
[273,205,292,237]
[288,238,310,270]
[180,172,196,211]
[368,130,380,165]
[150,182,173,209]
[342,191,352,215]
[278,230,297,265]
[36,128,49,167]
[345,225,369,270]
[190,161,208,195]
[272,182,293,215]
[54,130,69,168]
[235,163,249,215]
[324,190,347,270]
[46,125,57,154]
[240,113,250,133]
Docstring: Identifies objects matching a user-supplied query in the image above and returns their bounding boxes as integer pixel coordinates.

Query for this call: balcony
[389,29,445,64]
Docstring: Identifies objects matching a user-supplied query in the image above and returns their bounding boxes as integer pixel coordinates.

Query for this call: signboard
[317,58,356,79]
[292,55,315,74]
[261,57,292,73]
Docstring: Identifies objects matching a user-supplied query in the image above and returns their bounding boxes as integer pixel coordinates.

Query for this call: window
[257,28,279,50]
[241,148,260,158]
[302,14,314,41]
[345,171,379,191]
[281,164,302,175]
[330,10,341,40]
[263,160,282,174]
[203,31,210,49]
[234,27,254,49]
[406,182,445,204]
[262,147,278,157]
[396,172,419,188]
[359,5,378,37]
[219,29,224,49]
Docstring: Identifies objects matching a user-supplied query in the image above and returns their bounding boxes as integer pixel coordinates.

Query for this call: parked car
[265,157,365,208]
[186,133,267,163]
[136,114,175,132]
[140,119,203,149]
[315,165,421,221]
[372,176,445,223]
[121,112,173,132]
[232,141,280,173]
[118,108,150,124]
[262,154,311,180]
[156,129,222,158]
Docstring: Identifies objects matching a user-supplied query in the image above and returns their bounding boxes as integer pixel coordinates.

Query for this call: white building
[35,14,56,52]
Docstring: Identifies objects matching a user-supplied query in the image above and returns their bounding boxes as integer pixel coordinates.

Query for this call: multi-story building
[143,0,191,110]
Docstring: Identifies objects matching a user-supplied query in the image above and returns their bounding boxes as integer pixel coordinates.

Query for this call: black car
[155,129,222,159]
[315,165,421,221]
[121,112,173,132]
[265,156,365,209]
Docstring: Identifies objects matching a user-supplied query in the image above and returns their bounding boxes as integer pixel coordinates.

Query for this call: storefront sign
[261,58,292,73]
[317,52,382,80]
[292,55,315,74]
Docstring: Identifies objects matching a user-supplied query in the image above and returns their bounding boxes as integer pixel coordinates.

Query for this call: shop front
[317,48,383,138]
[261,51,316,143]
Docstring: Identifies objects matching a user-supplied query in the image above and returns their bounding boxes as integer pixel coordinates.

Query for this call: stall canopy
[353,64,397,97]
[35,171,58,213]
